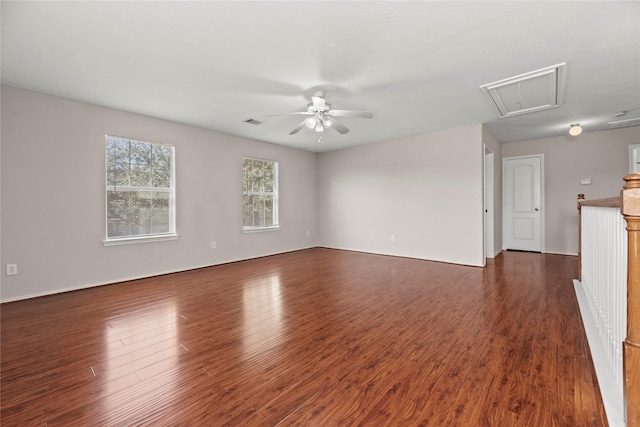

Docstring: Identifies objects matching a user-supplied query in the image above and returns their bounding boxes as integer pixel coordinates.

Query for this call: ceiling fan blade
[289,117,310,135]
[328,110,373,119]
[268,111,313,117]
[326,116,350,134]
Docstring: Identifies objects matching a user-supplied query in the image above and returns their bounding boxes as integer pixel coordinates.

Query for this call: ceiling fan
[279,91,373,135]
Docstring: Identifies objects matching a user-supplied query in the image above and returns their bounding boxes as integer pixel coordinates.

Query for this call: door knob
[535,208,539,211]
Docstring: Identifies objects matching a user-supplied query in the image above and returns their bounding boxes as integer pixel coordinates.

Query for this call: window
[105,135,176,243]
[243,157,279,231]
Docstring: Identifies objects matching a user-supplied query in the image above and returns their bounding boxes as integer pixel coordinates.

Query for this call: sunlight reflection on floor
[242,274,285,359]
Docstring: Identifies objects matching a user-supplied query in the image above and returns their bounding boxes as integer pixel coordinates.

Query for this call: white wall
[317,124,486,267]
[502,127,640,255]
[0,86,318,301]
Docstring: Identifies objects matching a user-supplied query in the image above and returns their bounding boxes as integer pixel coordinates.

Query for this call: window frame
[104,135,177,246]
[242,156,280,233]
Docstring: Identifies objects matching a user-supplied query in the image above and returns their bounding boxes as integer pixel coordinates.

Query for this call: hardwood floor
[1,248,607,426]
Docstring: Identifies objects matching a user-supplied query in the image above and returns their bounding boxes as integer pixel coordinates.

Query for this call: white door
[504,155,543,252]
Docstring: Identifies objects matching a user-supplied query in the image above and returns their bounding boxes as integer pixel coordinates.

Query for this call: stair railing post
[622,174,640,426]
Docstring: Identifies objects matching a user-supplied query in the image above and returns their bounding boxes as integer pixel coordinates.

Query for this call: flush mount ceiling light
[569,123,583,136]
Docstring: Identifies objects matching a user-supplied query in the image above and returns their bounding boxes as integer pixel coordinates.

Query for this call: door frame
[484,144,495,262]
[502,154,545,252]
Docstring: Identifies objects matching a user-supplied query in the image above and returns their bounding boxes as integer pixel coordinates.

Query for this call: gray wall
[1,86,318,301]
[317,124,487,267]
[502,127,640,255]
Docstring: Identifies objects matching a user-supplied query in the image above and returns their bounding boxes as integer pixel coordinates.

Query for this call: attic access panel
[481,63,566,118]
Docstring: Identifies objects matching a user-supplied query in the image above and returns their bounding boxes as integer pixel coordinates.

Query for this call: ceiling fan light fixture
[281,91,372,135]
[569,123,583,136]
[306,118,316,129]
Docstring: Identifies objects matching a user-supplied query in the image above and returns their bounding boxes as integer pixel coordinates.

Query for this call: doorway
[484,145,495,261]
[503,155,544,252]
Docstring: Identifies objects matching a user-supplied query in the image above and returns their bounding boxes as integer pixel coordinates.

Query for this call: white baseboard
[0,246,317,303]
[544,250,578,256]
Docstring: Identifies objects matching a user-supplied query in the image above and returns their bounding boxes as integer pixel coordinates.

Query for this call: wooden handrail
[580,196,622,208]
[622,173,640,426]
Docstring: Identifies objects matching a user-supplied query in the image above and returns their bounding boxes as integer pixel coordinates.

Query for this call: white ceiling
[2,1,639,153]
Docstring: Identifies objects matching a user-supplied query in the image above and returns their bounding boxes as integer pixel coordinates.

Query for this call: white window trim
[103,233,179,246]
[242,225,281,234]
[242,156,279,231]
[104,135,177,245]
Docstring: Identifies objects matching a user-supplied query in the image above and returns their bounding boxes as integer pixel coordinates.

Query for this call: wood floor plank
[1,248,607,426]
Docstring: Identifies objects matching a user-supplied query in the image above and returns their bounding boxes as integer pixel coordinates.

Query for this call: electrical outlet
[391,234,396,242]
[306,230,310,237]
[6,264,17,276]
[211,241,217,250]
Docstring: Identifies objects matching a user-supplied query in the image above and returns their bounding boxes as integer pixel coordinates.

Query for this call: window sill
[103,233,179,246]
[243,226,280,234]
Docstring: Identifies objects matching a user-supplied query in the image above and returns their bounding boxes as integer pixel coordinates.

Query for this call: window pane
[107,137,130,164]
[114,162,130,186]
[260,196,274,226]
[252,159,264,192]
[130,164,151,187]
[152,193,170,233]
[130,141,152,167]
[135,191,153,235]
[107,139,130,186]
[242,158,251,193]
[247,195,273,227]
[153,145,171,167]
[263,162,274,192]
[152,165,170,188]
[107,190,130,238]
[106,138,119,165]
[106,162,116,186]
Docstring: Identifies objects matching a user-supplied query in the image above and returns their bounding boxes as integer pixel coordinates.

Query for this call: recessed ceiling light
[614,111,628,118]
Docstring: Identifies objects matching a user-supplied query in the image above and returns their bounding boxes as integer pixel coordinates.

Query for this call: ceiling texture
[2,1,639,153]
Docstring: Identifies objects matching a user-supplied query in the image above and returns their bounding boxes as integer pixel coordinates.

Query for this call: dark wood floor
[1,248,606,426]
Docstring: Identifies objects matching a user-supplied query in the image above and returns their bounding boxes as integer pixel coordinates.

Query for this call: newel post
[622,174,640,426]
[578,194,585,281]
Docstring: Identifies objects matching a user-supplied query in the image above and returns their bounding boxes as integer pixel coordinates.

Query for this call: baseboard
[544,250,578,256]
[0,246,317,303]
[317,245,485,268]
